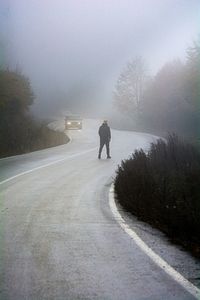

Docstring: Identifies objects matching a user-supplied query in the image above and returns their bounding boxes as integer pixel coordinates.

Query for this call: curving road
[0,119,197,299]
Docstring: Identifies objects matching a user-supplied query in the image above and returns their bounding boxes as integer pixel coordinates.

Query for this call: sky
[0,0,200,117]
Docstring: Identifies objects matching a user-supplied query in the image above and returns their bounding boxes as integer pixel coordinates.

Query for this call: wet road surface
[0,119,198,299]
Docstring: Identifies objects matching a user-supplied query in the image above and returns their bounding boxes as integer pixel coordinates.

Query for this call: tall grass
[115,134,200,255]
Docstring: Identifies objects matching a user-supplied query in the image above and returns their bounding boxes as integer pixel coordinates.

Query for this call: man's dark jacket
[98,123,111,141]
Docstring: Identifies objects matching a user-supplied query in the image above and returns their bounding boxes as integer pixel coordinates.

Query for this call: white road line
[0,147,97,186]
[109,184,200,300]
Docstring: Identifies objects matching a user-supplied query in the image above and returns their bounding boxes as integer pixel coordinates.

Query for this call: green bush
[114,134,200,254]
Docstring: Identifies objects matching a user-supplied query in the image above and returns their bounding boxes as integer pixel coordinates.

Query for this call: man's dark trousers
[99,139,110,158]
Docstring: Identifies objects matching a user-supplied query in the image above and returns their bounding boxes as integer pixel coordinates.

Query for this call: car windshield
[65,115,81,120]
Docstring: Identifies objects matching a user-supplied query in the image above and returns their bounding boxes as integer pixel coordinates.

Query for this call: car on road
[65,115,82,130]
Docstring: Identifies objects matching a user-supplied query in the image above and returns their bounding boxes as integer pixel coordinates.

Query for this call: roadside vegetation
[114,135,200,256]
[0,69,69,158]
[113,40,200,143]
[113,39,200,256]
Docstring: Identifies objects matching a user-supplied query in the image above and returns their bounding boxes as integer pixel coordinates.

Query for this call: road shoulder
[109,183,200,298]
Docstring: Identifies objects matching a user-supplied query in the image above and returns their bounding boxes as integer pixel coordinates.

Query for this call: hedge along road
[0,119,198,300]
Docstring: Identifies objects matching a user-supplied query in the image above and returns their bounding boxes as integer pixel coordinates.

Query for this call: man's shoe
[98,155,101,159]
[107,156,111,159]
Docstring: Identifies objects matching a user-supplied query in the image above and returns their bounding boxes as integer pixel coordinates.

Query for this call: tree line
[0,69,69,158]
[114,40,200,143]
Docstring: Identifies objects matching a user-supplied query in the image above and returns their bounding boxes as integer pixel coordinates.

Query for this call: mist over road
[0,119,196,299]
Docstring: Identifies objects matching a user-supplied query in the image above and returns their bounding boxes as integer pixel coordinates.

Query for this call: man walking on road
[98,120,111,159]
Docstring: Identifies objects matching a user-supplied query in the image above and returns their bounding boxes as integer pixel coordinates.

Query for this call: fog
[1,0,199,118]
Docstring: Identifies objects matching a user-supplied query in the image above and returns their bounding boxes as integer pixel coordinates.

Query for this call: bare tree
[185,39,200,109]
[114,57,147,116]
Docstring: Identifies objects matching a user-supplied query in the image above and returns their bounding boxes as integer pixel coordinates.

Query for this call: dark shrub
[115,134,200,253]
[0,116,69,158]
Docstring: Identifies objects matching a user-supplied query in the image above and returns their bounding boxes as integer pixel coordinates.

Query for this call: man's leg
[98,140,104,159]
[106,141,111,158]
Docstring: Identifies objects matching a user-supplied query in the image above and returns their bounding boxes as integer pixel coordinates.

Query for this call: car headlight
[67,121,71,125]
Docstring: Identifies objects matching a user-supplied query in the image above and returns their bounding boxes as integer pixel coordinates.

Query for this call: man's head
[103,120,108,125]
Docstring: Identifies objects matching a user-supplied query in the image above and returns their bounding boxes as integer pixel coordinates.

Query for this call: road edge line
[109,183,200,299]
[0,147,97,186]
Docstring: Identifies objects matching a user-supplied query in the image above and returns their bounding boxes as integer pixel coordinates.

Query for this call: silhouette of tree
[114,57,148,116]
[0,69,68,157]
[113,40,200,140]
[185,39,200,109]
[0,69,34,116]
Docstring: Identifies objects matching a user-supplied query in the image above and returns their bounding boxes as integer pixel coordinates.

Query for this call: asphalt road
[0,119,198,299]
